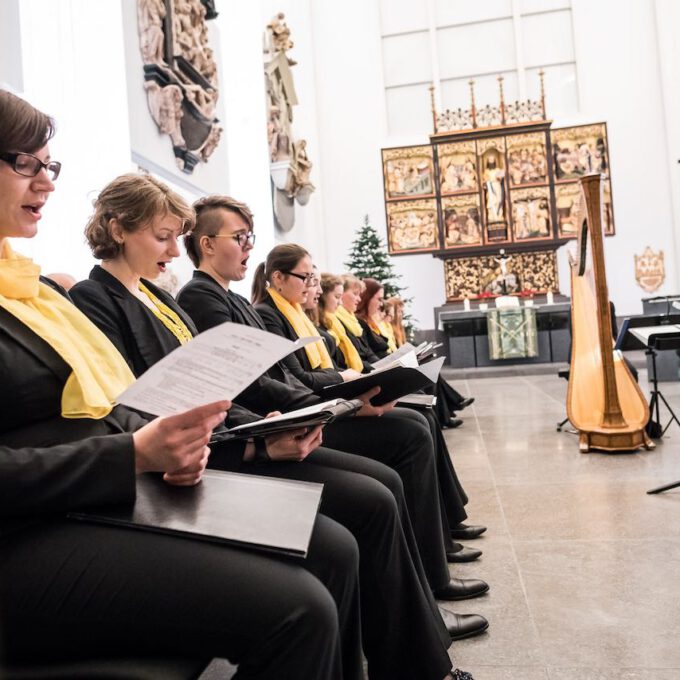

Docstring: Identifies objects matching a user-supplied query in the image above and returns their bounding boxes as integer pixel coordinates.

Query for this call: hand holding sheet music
[116,322,321,416]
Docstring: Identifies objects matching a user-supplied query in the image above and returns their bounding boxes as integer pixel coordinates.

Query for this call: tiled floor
[443,368,680,679]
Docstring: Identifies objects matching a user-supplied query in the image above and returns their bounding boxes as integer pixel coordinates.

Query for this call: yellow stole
[0,242,135,418]
[378,320,398,354]
[336,304,363,338]
[139,282,193,345]
[267,288,333,369]
[325,312,363,372]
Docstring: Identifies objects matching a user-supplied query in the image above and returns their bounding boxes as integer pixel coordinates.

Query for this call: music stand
[617,315,680,494]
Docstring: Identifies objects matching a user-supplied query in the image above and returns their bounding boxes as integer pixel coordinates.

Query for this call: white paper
[629,325,680,345]
[418,356,445,382]
[116,322,321,416]
[371,344,418,370]
[227,399,343,432]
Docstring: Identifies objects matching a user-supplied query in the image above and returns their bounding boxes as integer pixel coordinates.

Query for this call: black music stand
[617,315,680,494]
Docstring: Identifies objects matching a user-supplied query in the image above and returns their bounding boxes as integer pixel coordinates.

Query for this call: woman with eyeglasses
[70,182,479,679]
[0,90,362,678]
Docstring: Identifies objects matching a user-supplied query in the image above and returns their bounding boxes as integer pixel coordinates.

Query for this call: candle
[546,290,554,305]
[463,297,470,311]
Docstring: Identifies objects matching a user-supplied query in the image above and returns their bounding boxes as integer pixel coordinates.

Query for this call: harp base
[578,429,654,453]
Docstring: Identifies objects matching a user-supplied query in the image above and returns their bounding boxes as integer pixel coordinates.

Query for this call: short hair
[84,174,194,260]
[0,89,55,154]
[185,195,254,267]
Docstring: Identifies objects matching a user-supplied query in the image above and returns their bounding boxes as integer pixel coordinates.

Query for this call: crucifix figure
[494,249,512,295]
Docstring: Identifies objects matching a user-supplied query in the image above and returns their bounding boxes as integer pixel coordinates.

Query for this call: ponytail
[251,262,268,304]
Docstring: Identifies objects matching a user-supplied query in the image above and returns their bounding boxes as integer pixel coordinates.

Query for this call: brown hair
[384,296,406,346]
[0,89,55,154]
[251,243,310,304]
[84,174,194,260]
[318,272,343,329]
[185,195,254,267]
[356,278,383,320]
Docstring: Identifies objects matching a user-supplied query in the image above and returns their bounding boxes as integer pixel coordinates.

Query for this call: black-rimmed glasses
[0,152,61,181]
[209,231,256,248]
[283,271,316,286]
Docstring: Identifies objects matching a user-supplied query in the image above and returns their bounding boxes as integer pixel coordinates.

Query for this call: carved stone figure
[289,139,314,196]
[198,124,222,162]
[267,13,296,63]
[138,0,167,64]
[144,81,185,147]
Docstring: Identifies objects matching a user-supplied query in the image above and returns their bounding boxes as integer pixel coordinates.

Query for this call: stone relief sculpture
[136,0,223,173]
[264,12,314,228]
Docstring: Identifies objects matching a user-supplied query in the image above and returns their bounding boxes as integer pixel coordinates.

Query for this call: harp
[566,174,653,453]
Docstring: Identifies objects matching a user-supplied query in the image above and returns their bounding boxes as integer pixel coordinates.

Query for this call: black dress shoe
[438,606,489,641]
[433,577,489,601]
[450,522,487,540]
[443,417,463,429]
[446,542,482,563]
[458,397,475,410]
[452,669,475,680]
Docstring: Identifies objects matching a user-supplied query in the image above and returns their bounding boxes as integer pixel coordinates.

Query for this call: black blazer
[176,271,320,414]
[357,318,390,360]
[337,315,381,364]
[0,286,140,538]
[70,266,256,433]
[254,296,344,392]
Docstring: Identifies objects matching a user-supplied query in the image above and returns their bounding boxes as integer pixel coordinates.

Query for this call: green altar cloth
[487,307,538,360]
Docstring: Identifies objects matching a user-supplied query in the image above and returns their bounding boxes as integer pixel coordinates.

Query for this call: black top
[0,279,139,537]
[70,266,256,433]
[254,296,344,392]
[336,315,381,364]
[177,271,320,414]
[357,318,390,360]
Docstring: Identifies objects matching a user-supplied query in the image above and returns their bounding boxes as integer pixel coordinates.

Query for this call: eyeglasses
[0,152,61,181]
[283,271,316,286]
[209,231,256,248]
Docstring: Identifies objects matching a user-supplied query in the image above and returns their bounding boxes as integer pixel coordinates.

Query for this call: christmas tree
[345,215,416,333]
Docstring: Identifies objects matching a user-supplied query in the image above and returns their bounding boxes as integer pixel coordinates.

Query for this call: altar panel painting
[506,132,548,186]
[386,199,440,254]
[511,186,552,241]
[438,141,478,195]
[443,194,483,248]
[478,137,509,242]
[551,123,609,181]
[556,179,614,238]
[382,146,435,200]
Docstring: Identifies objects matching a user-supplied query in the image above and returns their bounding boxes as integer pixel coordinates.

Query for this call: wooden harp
[567,174,653,453]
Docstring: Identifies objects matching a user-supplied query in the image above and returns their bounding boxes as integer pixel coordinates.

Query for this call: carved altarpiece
[136,0,222,173]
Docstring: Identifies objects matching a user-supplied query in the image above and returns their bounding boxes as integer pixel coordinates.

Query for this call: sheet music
[371,342,416,370]
[227,399,344,432]
[116,322,320,416]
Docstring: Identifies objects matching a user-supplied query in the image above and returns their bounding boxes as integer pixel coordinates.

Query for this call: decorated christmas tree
[345,215,416,333]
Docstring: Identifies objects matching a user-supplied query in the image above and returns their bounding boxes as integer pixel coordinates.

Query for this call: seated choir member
[384,296,407,348]
[67,174,483,676]
[339,274,485,541]
[356,278,475,430]
[175,195,490,637]
[0,89,357,680]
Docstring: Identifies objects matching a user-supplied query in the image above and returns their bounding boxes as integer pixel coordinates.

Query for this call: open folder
[68,470,323,558]
[221,398,364,439]
[319,356,445,406]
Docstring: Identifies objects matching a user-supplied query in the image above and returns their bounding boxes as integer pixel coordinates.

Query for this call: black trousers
[324,407,457,591]
[0,515,358,680]
[210,444,453,680]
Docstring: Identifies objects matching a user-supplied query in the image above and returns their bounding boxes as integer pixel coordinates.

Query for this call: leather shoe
[450,522,487,540]
[433,577,489,601]
[443,417,463,429]
[438,606,489,641]
[451,670,475,680]
[447,542,482,563]
[458,397,475,410]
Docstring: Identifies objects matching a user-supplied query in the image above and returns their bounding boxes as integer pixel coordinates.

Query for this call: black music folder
[68,470,323,557]
[223,398,363,439]
[319,357,445,405]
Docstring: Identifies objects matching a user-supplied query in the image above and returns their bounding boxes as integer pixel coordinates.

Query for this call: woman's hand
[133,401,230,485]
[265,425,323,461]
[340,368,362,382]
[356,386,397,417]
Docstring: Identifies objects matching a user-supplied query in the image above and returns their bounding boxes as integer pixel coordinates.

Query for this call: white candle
[546,290,554,305]
[463,297,471,311]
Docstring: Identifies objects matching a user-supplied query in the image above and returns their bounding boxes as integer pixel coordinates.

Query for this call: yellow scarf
[336,304,363,338]
[0,242,135,419]
[325,311,363,372]
[267,288,333,369]
[378,320,398,354]
[139,282,193,345]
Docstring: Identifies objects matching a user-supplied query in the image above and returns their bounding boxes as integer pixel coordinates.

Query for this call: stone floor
[442,367,680,680]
